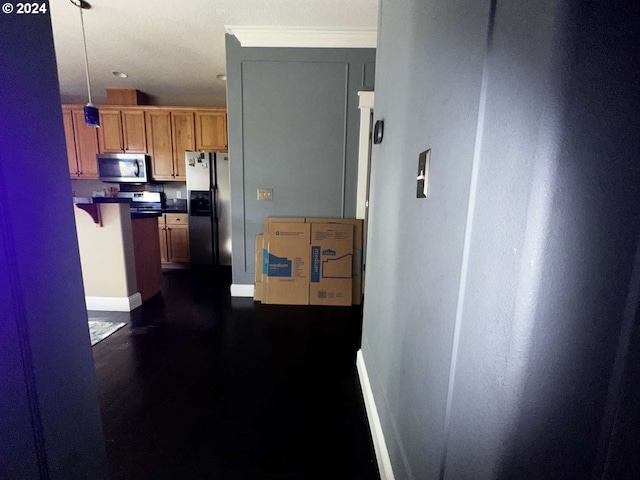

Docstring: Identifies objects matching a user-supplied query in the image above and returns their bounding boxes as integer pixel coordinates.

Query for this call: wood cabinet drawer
[165,213,189,225]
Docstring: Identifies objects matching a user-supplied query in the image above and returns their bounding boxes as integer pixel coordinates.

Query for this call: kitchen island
[73,198,162,311]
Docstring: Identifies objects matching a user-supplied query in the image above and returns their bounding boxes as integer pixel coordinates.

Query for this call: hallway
[90,269,379,479]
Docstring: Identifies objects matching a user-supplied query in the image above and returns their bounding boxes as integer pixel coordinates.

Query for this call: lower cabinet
[158,213,190,268]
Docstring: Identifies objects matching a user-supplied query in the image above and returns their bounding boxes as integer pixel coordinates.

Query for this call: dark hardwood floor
[88,268,380,480]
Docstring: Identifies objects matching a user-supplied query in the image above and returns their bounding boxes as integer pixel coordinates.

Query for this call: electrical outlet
[257,188,273,201]
[176,191,182,199]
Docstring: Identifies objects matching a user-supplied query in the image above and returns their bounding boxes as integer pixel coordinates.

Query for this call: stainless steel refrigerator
[185,151,232,266]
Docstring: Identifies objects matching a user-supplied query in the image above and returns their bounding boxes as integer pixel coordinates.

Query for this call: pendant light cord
[79,6,93,104]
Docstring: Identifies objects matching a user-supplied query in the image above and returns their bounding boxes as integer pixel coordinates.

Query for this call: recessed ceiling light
[216,73,227,81]
[112,71,128,79]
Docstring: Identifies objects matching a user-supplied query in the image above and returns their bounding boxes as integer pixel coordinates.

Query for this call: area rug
[88,320,126,346]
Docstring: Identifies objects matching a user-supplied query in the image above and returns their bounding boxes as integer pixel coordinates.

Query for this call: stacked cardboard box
[254,217,364,306]
[306,218,364,305]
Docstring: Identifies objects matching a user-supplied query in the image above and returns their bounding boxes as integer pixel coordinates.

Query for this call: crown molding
[225,26,377,49]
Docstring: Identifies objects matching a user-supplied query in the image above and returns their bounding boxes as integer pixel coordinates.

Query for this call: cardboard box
[254,234,264,302]
[261,217,306,302]
[306,218,363,305]
[264,222,311,305]
[263,217,305,236]
[309,223,353,306]
[258,217,362,306]
[254,281,264,302]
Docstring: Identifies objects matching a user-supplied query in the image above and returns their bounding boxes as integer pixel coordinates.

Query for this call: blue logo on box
[262,249,269,275]
[311,246,321,283]
[322,249,336,256]
[268,253,292,277]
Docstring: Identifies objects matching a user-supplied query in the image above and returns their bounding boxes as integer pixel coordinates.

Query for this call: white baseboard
[85,293,142,312]
[230,284,255,297]
[357,350,395,480]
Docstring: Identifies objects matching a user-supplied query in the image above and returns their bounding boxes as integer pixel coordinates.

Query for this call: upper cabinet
[98,109,147,154]
[63,106,99,179]
[122,111,147,153]
[146,110,193,181]
[171,112,195,181]
[145,111,174,180]
[62,109,79,176]
[195,111,227,151]
[63,105,227,181]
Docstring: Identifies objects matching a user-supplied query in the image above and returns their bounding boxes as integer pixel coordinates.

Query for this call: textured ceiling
[50,0,378,107]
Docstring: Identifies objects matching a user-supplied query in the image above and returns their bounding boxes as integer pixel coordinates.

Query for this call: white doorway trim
[356,91,375,220]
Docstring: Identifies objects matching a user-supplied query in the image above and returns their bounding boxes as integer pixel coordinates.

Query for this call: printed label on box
[322,254,353,279]
[262,248,269,275]
[311,246,321,283]
[268,253,292,277]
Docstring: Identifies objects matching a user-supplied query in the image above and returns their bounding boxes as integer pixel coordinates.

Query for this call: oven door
[97,154,150,183]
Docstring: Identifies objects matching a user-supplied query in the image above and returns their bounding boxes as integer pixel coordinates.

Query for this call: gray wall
[225,35,375,285]
[363,0,640,479]
[0,5,108,479]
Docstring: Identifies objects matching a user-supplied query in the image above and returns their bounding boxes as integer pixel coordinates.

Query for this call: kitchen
[67,95,232,310]
[52,0,377,309]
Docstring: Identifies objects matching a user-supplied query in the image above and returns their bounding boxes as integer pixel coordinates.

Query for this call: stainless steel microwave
[97,153,151,183]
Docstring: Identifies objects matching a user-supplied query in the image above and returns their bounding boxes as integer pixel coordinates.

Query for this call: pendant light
[70,0,99,127]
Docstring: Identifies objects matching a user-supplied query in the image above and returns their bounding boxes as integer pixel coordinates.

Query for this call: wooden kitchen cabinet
[158,213,190,267]
[147,110,194,181]
[63,107,99,179]
[167,224,190,263]
[98,109,146,154]
[158,223,168,263]
[171,112,195,181]
[195,111,227,150]
[62,110,79,176]
[63,104,227,182]
[97,110,123,152]
[122,111,147,152]
[146,111,174,180]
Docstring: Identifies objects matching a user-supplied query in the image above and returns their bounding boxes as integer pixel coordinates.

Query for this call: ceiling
[50,0,379,107]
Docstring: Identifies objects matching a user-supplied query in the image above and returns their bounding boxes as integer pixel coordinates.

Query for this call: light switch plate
[257,188,273,201]
[417,149,431,198]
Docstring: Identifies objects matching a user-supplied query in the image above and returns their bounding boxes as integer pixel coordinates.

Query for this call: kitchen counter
[73,202,141,311]
[73,201,162,310]
[162,207,188,214]
[73,196,130,204]
[131,211,163,219]
[74,196,166,220]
